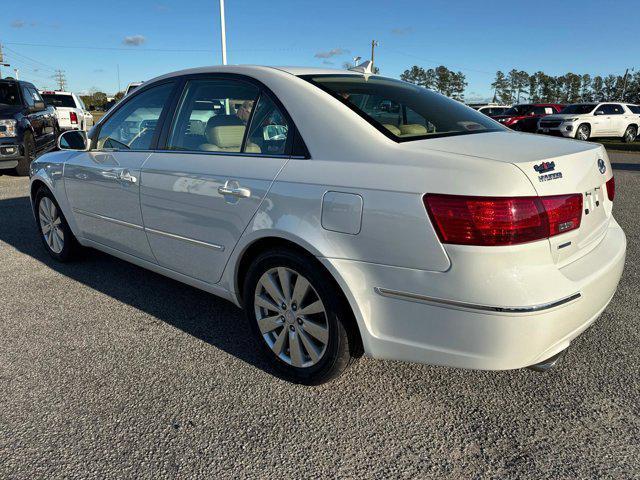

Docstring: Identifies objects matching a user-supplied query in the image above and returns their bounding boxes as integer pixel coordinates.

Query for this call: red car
[491,104,564,133]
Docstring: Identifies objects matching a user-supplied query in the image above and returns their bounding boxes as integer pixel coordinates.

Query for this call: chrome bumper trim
[374,287,582,314]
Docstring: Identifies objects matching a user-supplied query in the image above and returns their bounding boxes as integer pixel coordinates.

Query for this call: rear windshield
[561,104,597,114]
[302,75,503,141]
[41,94,76,108]
[0,82,21,106]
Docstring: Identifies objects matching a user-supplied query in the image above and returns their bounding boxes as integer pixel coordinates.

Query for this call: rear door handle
[218,181,251,198]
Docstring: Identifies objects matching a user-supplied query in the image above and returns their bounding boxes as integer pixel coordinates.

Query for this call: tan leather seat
[199,125,261,153]
[399,124,428,136]
[382,124,401,136]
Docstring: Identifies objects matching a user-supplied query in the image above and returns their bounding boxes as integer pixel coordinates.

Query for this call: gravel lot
[1,152,639,479]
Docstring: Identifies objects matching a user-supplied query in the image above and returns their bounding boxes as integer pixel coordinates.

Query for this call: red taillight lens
[424,194,583,246]
[70,112,78,124]
[606,176,615,202]
[541,194,583,236]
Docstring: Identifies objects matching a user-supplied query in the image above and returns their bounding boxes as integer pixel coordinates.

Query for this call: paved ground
[1,152,639,479]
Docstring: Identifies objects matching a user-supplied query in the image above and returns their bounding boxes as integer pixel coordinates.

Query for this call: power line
[2,46,56,71]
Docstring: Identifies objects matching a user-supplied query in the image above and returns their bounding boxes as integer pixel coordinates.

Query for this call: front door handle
[218,181,250,198]
[118,169,138,184]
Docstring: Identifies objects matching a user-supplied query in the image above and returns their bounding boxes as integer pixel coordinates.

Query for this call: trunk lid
[409,132,613,263]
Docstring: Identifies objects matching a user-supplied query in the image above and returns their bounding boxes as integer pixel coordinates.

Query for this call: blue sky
[2,0,637,100]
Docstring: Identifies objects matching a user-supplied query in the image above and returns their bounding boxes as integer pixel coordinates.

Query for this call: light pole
[219,0,227,65]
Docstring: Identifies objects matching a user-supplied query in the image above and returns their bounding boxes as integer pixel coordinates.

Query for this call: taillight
[424,194,583,246]
[70,111,78,124]
[606,176,615,202]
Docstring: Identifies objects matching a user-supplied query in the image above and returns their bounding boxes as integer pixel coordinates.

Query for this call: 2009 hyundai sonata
[29,65,626,384]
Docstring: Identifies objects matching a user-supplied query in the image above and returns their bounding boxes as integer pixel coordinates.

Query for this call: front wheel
[576,124,591,141]
[35,187,80,262]
[243,248,358,385]
[14,132,36,176]
[622,125,637,143]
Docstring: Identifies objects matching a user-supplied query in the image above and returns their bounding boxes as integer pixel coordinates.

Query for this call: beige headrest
[382,124,401,136]
[399,124,428,135]
[206,125,245,148]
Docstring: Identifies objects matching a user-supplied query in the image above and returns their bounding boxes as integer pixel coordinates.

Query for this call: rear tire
[34,187,80,262]
[622,125,637,143]
[14,132,36,176]
[242,248,358,385]
[576,124,590,141]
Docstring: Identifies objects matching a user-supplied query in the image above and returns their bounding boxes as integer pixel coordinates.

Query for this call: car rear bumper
[320,217,626,370]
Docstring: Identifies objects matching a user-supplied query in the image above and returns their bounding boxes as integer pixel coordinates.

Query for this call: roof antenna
[348,60,374,75]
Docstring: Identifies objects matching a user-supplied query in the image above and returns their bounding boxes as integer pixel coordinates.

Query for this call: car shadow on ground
[0,194,277,378]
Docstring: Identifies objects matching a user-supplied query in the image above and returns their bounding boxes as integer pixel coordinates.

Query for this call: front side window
[609,104,624,115]
[21,86,35,107]
[97,82,174,150]
[303,75,503,141]
[167,79,259,153]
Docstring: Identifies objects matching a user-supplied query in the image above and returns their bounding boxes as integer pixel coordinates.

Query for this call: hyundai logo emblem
[597,158,606,174]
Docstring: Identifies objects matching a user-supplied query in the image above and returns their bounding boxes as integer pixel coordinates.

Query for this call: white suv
[39,91,94,132]
[538,102,638,142]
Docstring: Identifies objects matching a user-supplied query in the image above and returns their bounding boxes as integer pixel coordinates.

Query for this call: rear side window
[167,79,260,153]
[41,94,76,108]
[628,105,640,114]
[245,94,290,155]
[97,82,174,150]
[303,74,503,141]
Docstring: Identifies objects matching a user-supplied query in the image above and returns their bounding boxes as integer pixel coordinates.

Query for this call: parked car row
[472,100,640,143]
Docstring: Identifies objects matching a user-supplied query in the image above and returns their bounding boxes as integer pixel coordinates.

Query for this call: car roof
[146,65,363,84]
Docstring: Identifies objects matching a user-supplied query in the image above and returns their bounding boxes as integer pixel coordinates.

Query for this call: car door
[592,104,612,135]
[64,81,176,261]
[609,104,628,136]
[139,76,292,284]
[21,85,46,150]
[30,88,56,148]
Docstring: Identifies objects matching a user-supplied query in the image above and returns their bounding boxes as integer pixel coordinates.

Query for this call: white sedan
[29,66,626,384]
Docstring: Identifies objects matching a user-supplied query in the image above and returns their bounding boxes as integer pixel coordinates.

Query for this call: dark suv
[0,79,58,176]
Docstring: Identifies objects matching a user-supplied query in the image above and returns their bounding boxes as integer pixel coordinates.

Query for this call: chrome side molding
[374,287,582,314]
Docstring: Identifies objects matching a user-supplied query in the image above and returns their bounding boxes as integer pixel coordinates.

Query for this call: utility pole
[370,40,379,68]
[0,43,10,79]
[620,68,630,101]
[54,69,67,91]
[117,64,121,93]
[219,0,227,65]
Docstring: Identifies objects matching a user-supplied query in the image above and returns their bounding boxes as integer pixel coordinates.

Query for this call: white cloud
[314,48,349,59]
[123,35,146,47]
[11,20,26,28]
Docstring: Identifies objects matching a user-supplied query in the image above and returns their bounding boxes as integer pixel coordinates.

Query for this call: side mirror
[594,110,604,116]
[58,130,89,151]
[31,101,46,112]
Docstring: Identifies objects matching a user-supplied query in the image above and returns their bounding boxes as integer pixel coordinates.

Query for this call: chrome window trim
[374,287,582,314]
[145,228,224,251]
[88,148,306,160]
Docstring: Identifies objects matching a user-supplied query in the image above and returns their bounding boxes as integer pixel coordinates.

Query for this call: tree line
[400,65,640,105]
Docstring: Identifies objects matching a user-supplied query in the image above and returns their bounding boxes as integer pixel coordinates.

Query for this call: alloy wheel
[254,267,329,368]
[38,197,65,254]
[577,126,589,141]
[625,128,636,143]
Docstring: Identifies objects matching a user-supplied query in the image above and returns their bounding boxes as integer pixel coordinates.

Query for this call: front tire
[576,124,590,141]
[34,187,80,262]
[14,132,36,176]
[243,248,357,385]
[622,125,637,143]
